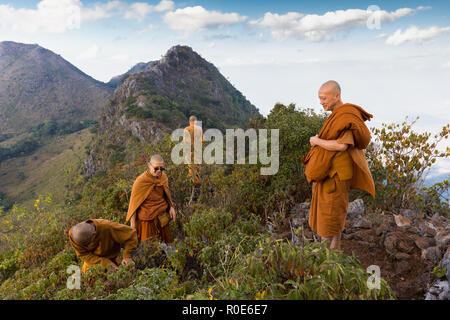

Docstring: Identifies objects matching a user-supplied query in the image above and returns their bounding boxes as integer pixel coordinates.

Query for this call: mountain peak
[160,45,208,68]
[0,41,44,57]
[100,44,259,147]
[107,46,208,89]
[0,41,113,133]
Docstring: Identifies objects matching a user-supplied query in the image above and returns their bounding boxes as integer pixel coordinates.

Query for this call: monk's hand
[169,207,176,222]
[310,135,319,146]
[121,257,133,266]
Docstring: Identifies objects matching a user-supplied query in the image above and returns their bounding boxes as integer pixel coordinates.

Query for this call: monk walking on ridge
[184,115,203,204]
[302,80,375,250]
[69,219,138,273]
[127,154,176,243]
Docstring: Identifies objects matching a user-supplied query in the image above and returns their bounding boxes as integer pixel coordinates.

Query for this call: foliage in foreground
[0,206,394,300]
[1,104,448,300]
[365,117,449,215]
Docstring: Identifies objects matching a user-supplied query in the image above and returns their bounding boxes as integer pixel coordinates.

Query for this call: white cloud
[375,33,388,39]
[76,44,101,60]
[81,0,123,22]
[386,26,450,45]
[249,7,422,41]
[0,0,173,33]
[0,0,83,33]
[219,56,320,67]
[110,52,131,62]
[137,24,156,35]
[124,0,174,21]
[443,61,450,68]
[163,6,247,35]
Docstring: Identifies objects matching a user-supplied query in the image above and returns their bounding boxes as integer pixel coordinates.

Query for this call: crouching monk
[302,80,375,250]
[126,154,176,243]
[69,219,138,273]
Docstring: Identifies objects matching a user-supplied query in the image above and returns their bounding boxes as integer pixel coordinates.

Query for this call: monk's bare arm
[130,213,136,229]
[310,136,348,152]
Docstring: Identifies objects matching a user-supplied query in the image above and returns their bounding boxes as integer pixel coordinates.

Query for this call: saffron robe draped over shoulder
[301,103,375,198]
[126,171,174,222]
[69,219,138,273]
[135,184,173,243]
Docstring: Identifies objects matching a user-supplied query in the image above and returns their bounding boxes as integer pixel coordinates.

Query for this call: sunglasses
[152,166,166,172]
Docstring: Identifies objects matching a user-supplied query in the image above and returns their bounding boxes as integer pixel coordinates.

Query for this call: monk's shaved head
[320,80,341,94]
[149,154,164,165]
[318,80,343,112]
[72,222,96,246]
[189,115,197,123]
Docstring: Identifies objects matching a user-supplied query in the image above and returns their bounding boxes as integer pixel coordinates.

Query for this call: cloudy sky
[1,0,449,176]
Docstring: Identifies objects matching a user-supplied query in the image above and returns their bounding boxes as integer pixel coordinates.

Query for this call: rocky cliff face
[0,41,113,133]
[83,45,260,177]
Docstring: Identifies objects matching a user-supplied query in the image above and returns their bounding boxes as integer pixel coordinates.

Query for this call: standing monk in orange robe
[302,80,375,250]
[184,115,203,203]
[69,219,138,273]
[184,116,203,186]
[126,154,176,243]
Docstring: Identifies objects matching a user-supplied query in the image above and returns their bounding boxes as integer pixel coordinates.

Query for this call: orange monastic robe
[303,103,375,238]
[126,170,174,243]
[69,219,138,273]
[184,125,203,187]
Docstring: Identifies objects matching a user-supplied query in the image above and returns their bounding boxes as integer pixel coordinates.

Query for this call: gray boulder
[435,230,450,247]
[421,246,442,264]
[347,199,365,219]
[399,209,419,221]
[353,215,372,229]
[425,281,450,300]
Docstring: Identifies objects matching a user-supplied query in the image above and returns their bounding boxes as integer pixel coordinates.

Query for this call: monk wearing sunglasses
[126,154,176,243]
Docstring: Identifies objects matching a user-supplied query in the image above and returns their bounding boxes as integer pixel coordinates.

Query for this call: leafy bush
[366,117,449,214]
[0,136,40,163]
[30,119,97,137]
[207,104,326,218]
[181,208,262,281]
[125,104,153,119]
[210,237,395,300]
[107,268,179,300]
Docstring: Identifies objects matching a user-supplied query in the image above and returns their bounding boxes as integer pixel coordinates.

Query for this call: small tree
[366,117,449,214]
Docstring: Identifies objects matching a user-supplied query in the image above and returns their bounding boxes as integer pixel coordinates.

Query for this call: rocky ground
[285,200,450,300]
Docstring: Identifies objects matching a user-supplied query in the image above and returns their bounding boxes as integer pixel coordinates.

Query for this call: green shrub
[211,237,395,300]
[108,268,178,300]
[366,117,449,214]
[182,208,262,280]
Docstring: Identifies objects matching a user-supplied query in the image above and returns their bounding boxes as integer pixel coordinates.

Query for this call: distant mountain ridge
[107,61,156,88]
[0,41,113,134]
